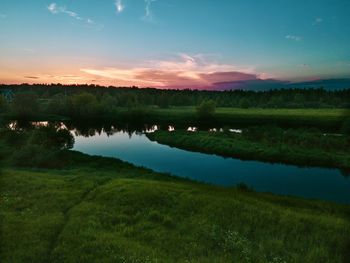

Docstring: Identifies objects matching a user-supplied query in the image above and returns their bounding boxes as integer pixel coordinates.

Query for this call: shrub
[196,99,216,119]
[10,144,62,168]
[0,95,8,112]
[11,93,39,119]
[341,118,350,135]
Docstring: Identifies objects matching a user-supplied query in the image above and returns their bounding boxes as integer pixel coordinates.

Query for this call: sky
[0,0,350,89]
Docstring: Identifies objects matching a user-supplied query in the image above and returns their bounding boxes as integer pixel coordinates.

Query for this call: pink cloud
[81,54,262,89]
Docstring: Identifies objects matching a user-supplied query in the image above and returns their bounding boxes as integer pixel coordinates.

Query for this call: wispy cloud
[47,3,103,29]
[312,17,323,26]
[0,13,6,19]
[81,53,263,89]
[286,35,302,41]
[142,0,157,23]
[115,0,124,13]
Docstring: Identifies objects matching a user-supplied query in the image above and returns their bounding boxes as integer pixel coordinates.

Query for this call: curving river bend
[73,129,350,204]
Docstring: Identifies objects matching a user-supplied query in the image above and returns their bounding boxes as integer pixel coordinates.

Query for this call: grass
[1,150,350,262]
[147,129,350,171]
[146,107,349,131]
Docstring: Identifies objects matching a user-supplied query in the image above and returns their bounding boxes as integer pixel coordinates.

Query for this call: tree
[11,93,39,119]
[0,95,8,112]
[341,118,350,135]
[69,92,100,119]
[239,98,250,108]
[196,99,216,119]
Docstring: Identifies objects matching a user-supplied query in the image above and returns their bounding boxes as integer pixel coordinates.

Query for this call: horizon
[1,0,350,90]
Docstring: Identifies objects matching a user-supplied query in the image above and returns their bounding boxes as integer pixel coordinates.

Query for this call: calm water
[73,130,350,204]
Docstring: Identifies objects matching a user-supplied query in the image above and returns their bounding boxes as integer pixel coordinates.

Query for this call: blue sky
[0,0,349,88]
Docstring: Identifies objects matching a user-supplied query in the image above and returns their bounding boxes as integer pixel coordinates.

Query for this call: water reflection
[187,127,197,132]
[72,128,350,204]
[145,125,159,133]
[3,120,350,203]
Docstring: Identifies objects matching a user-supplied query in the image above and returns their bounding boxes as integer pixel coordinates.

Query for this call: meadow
[146,107,349,131]
[1,151,350,263]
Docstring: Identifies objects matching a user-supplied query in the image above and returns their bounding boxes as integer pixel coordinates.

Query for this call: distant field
[147,107,349,131]
[153,107,347,118]
[1,151,350,263]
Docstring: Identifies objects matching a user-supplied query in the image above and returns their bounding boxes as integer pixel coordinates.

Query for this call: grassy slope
[1,151,350,263]
[147,130,350,170]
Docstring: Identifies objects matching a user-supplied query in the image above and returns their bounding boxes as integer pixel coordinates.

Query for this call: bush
[28,126,74,150]
[69,92,100,119]
[196,99,216,119]
[0,95,8,112]
[11,93,39,119]
[10,144,62,168]
[341,118,350,135]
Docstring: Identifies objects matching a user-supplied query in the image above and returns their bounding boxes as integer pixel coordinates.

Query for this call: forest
[1,84,350,111]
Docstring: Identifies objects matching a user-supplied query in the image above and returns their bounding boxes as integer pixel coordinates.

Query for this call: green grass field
[1,151,350,263]
[143,107,349,131]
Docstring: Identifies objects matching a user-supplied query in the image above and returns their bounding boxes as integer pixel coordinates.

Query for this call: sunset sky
[0,0,350,89]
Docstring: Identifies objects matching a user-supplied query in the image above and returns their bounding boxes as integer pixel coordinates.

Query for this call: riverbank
[147,129,350,171]
[1,150,350,262]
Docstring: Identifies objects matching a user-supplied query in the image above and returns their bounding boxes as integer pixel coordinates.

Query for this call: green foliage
[10,144,62,168]
[0,84,349,131]
[196,99,216,119]
[46,94,69,115]
[28,126,74,150]
[147,127,350,170]
[1,163,349,262]
[341,118,350,135]
[11,93,39,119]
[239,98,251,108]
[69,92,100,119]
[0,125,74,168]
[0,95,8,112]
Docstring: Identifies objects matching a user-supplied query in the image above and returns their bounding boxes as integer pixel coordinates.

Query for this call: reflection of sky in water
[73,131,350,204]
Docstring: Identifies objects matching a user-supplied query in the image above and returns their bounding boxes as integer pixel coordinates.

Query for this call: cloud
[0,13,6,19]
[115,0,124,13]
[81,54,265,89]
[312,17,323,26]
[24,76,39,79]
[285,35,302,41]
[142,0,157,22]
[47,3,103,29]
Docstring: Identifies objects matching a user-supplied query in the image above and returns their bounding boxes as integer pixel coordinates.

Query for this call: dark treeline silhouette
[1,83,350,108]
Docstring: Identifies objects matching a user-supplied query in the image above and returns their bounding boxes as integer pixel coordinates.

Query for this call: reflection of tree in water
[64,121,161,138]
[341,169,350,178]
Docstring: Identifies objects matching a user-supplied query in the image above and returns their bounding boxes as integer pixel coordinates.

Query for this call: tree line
[1,84,349,110]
